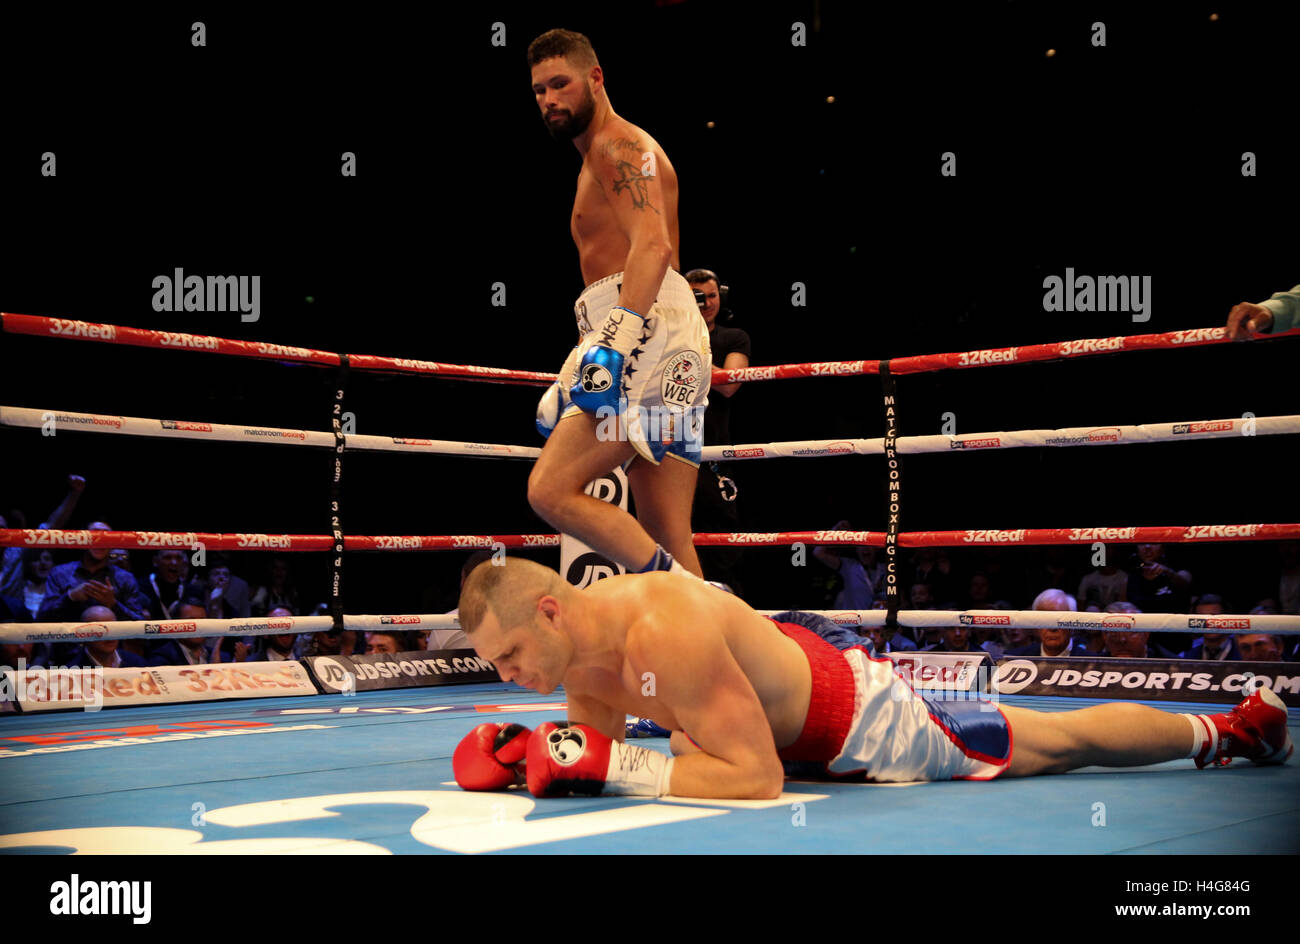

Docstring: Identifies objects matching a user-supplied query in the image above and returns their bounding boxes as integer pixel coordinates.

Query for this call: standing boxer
[526,29,709,578]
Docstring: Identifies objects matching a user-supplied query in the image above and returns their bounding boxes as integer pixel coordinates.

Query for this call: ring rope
[4,406,1292,463]
[4,525,1297,553]
[4,609,1296,645]
[5,311,1296,386]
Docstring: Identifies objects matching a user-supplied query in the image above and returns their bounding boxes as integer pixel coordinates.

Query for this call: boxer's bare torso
[561,573,811,748]
[571,120,681,286]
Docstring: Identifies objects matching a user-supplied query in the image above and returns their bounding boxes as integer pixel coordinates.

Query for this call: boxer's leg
[626,452,703,577]
[527,410,658,570]
[999,702,1192,776]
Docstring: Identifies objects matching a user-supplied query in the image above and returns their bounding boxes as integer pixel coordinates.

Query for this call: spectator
[367,631,408,654]
[687,268,750,597]
[1100,601,1176,659]
[1275,542,1299,615]
[1078,629,1107,655]
[203,554,252,619]
[17,549,55,620]
[965,573,994,609]
[865,624,916,654]
[0,473,86,599]
[0,596,47,668]
[1125,543,1192,614]
[253,607,298,661]
[300,628,358,659]
[909,548,958,607]
[867,599,917,651]
[148,601,227,666]
[1224,284,1299,340]
[1178,594,1241,661]
[1077,558,1127,610]
[1237,633,1285,662]
[909,582,934,610]
[295,603,359,659]
[975,548,1025,609]
[1006,589,1083,657]
[139,548,200,620]
[813,524,875,609]
[908,583,941,648]
[923,626,982,654]
[960,584,1000,651]
[63,606,148,668]
[1032,548,1076,594]
[250,556,299,616]
[1001,624,1035,652]
[38,522,151,624]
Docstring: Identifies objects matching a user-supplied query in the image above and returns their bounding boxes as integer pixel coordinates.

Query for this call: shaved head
[458,557,570,636]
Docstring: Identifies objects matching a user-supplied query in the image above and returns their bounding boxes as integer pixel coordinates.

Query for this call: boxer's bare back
[560,574,810,747]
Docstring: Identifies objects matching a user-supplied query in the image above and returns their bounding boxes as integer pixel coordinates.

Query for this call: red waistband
[773,621,857,763]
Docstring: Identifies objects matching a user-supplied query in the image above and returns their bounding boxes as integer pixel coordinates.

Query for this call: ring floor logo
[1,790,830,855]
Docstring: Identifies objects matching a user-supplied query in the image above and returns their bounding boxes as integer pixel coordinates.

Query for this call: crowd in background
[2,474,1296,671]
[811,533,1299,663]
[0,480,495,671]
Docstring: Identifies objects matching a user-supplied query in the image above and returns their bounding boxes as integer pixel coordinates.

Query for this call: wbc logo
[661,350,703,408]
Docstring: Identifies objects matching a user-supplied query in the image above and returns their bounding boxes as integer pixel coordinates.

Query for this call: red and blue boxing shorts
[770,610,1013,782]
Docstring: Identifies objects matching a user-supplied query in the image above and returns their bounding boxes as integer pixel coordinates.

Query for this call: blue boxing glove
[569,306,651,415]
[626,717,672,739]
[537,346,580,439]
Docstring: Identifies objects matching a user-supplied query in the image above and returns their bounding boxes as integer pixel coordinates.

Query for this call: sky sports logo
[50,874,151,924]
[1172,421,1234,435]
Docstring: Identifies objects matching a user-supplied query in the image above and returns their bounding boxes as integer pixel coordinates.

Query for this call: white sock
[1182,713,1217,760]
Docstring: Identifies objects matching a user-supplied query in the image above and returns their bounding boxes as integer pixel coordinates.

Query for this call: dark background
[1,1,1296,613]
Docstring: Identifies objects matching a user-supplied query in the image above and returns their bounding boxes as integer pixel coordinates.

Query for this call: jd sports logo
[993,660,1038,695]
[313,657,355,693]
[583,473,624,507]
[566,552,618,589]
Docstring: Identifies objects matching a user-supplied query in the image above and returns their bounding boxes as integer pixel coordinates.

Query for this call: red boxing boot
[1193,687,1293,768]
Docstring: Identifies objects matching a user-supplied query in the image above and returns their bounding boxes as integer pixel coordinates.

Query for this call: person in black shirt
[685,268,751,596]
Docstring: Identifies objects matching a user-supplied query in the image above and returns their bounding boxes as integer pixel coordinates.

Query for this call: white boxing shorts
[772,615,1013,783]
[564,269,711,466]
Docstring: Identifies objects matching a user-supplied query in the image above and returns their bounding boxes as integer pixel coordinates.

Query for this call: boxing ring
[1,310,1298,855]
[0,685,1296,854]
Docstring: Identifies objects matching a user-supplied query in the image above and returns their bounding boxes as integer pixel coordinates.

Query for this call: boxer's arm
[566,690,627,743]
[626,616,784,799]
[592,135,671,316]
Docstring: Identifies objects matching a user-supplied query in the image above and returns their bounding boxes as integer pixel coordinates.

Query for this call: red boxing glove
[527,721,674,798]
[453,722,531,791]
